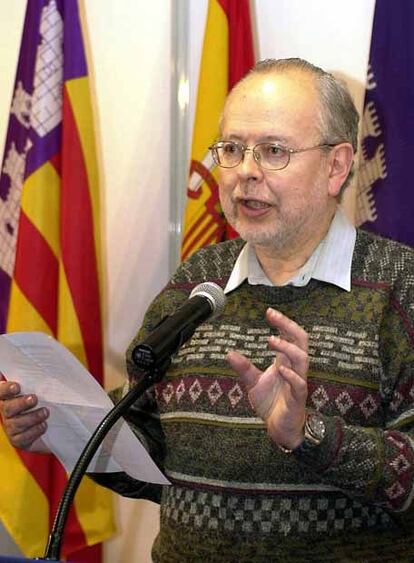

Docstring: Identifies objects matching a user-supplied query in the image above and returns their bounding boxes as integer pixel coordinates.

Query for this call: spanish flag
[181,0,255,260]
[0,0,114,560]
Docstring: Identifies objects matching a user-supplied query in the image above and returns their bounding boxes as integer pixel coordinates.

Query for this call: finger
[269,336,309,376]
[266,308,308,351]
[249,366,282,419]
[278,364,308,403]
[10,421,48,450]
[5,407,49,437]
[0,380,21,400]
[226,350,262,389]
[0,394,39,419]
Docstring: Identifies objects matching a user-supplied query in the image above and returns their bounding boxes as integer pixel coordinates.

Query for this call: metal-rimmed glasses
[209,140,338,171]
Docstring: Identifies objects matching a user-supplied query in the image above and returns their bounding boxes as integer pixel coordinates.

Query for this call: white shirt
[224,207,356,294]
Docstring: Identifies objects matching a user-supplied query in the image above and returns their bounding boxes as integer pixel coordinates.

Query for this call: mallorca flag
[0,0,115,560]
[355,0,414,246]
[181,0,255,261]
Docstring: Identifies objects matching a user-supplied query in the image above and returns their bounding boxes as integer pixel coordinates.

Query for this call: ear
[327,143,354,197]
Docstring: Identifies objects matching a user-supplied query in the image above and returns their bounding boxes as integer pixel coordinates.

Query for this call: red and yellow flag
[0,0,114,560]
[181,0,255,260]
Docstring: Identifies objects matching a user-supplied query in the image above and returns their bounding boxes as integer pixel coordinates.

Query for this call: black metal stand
[41,366,164,561]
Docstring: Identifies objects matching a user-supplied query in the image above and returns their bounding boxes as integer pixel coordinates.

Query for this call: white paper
[0,331,169,485]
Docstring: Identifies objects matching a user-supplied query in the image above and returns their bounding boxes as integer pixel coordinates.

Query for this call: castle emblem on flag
[11,0,63,138]
[30,0,63,136]
[355,64,388,227]
[0,139,32,276]
[11,82,32,129]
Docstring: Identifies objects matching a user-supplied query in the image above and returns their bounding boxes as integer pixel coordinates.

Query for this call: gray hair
[227,57,360,193]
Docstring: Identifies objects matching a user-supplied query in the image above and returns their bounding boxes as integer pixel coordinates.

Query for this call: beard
[221,196,313,250]
[220,174,331,251]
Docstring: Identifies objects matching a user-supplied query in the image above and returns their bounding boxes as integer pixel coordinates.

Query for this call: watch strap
[276,411,326,454]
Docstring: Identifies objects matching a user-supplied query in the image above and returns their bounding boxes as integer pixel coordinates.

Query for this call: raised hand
[227,307,309,450]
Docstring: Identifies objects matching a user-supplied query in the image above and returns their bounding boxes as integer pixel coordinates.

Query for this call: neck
[253,209,336,286]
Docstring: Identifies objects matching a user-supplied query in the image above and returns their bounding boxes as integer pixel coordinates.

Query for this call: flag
[181,0,255,260]
[355,0,414,246]
[0,0,115,560]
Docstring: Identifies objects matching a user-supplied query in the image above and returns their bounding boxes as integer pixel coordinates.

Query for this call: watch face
[307,413,326,442]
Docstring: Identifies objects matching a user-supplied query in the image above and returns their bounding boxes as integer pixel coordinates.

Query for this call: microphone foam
[189,282,226,317]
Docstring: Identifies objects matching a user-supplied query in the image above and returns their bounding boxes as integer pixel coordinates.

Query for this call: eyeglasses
[209,140,337,171]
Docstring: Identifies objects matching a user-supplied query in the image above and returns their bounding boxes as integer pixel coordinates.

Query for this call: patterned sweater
[101,229,414,562]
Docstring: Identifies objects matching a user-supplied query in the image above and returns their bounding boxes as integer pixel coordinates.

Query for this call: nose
[238,148,264,180]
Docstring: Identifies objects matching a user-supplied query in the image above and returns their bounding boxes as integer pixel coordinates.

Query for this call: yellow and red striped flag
[181,0,255,260]
[0,0,115,560]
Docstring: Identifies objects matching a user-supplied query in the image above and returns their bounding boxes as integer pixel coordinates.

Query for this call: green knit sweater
[106,229,414,562]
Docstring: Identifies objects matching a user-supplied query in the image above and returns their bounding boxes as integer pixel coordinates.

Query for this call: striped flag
[0,0,115,560]
[355,0,414,246]
[181,0,255,260]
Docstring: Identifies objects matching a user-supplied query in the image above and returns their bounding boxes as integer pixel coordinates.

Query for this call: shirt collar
[224,207,356,294]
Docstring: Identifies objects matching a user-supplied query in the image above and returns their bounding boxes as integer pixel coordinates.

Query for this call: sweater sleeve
[89,293,168,502]
[294,283,414,514]
[88,381,166,502]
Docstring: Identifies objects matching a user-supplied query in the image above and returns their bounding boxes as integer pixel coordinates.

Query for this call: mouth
[233,197,273,218]
[240,199,272,210]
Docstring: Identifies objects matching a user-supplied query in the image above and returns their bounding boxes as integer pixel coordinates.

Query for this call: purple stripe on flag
[12,1,42,95]
[25,125,62,178]
[62,0,87,80]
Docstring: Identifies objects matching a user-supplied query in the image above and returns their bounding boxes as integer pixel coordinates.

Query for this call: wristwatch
[278,411,326,454]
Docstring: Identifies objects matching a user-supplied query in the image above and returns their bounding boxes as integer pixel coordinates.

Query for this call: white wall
[0,0,375,561]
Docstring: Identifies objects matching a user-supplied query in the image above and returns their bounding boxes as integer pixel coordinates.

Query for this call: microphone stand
[40,364,166,561]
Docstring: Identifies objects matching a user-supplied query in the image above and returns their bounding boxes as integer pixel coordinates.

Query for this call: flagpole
[169,0,190,274]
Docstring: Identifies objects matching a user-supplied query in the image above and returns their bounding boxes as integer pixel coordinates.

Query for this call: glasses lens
[213,141,242,168]
[255,143,289,170]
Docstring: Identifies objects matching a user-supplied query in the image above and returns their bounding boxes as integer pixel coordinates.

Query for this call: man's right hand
[0,380,50,451]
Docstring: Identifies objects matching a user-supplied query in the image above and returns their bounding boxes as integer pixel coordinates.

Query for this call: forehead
[221,71,321,143]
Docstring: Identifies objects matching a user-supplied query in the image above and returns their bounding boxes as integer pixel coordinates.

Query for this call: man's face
[218,71,337,250]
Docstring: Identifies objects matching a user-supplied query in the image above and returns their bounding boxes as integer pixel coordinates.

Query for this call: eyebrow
[224,134,291,145]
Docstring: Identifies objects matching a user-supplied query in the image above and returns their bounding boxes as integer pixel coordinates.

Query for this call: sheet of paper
[0,331,169,485]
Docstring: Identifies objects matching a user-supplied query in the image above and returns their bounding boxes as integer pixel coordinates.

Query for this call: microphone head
[189,282,226,318]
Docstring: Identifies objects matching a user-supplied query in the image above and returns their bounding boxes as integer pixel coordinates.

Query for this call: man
[2,58,414,562]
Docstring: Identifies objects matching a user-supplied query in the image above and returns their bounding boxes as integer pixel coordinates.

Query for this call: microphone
[132,282,226,372]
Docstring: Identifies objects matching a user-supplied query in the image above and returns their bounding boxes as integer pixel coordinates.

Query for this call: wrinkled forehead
[220,71,322,141]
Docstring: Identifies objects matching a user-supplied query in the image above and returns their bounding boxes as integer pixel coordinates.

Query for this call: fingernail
[42,408,49,418]
[10,383,18,393]
[26,395,35,405]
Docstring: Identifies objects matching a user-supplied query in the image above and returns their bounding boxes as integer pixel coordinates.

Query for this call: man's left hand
[227,307,309,450]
